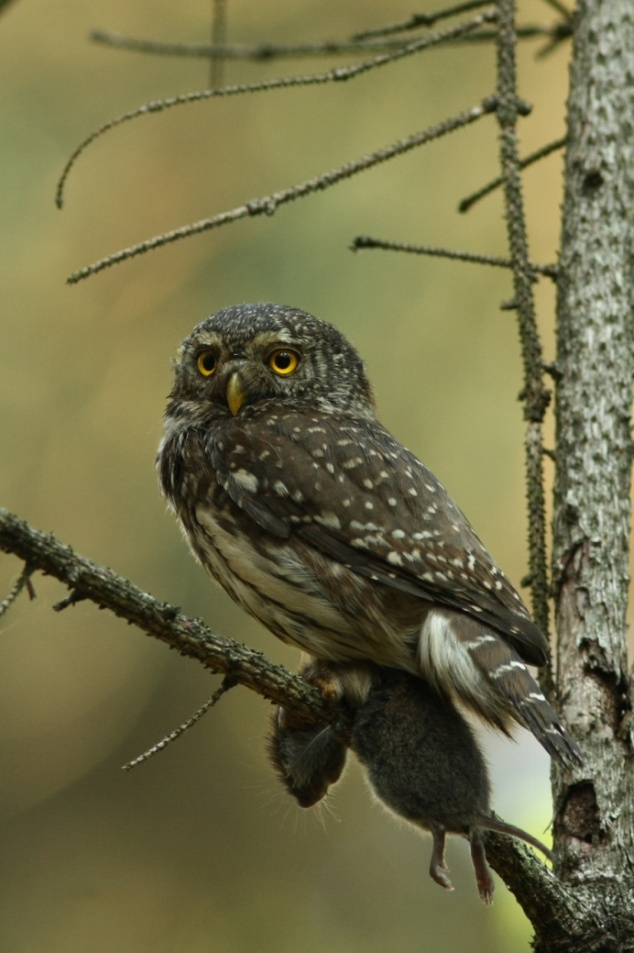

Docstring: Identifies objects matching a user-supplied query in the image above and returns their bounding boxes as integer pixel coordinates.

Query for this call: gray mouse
[269,660,553,903]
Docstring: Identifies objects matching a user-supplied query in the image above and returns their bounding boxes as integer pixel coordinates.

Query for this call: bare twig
[450,23,572,45]
[66,98,497,283]
[459,136,566,212]
[58,11,495,209]
[354,1,572,47]
[122,676,237,770]
[353,1,493,39]
[352,236,558,278]
[0,563,36,618]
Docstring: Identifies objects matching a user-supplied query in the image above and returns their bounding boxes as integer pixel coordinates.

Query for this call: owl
[157,302,581,766]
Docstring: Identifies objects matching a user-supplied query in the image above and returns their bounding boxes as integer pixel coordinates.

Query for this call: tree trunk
[548,0,634,950]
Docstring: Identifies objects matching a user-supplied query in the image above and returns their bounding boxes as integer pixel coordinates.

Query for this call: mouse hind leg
[470,829,495,905]
[428,824,454,892]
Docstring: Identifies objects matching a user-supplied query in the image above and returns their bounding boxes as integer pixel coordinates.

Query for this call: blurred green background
[0,1,588,950]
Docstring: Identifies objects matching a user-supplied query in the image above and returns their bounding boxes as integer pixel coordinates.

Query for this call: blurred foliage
[0,0,586,950]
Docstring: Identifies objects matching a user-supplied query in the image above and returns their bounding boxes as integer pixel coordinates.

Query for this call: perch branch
[0,505,587,918]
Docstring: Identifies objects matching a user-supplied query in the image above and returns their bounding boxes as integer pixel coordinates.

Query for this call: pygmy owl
[157,302,581,766]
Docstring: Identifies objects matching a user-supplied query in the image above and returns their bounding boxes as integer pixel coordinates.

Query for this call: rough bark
[548,0,634,950]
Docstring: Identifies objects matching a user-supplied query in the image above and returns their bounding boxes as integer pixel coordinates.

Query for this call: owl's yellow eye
[269,349,300,376]
[197,351,217,377]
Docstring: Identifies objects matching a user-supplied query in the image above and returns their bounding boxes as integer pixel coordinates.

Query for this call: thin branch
[449,23,572,45]
[494,1,551,643]
[352,0,492,39]
[58,11,495,208]
[122,676,237,770]
[66,98,497,283]
[352,235,558,278]
[459,135,566,212]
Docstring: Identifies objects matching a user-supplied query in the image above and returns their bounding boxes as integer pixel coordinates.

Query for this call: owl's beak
[226,372,246,416]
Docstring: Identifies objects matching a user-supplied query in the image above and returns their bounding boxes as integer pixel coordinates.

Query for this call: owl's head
[168,303,375,420]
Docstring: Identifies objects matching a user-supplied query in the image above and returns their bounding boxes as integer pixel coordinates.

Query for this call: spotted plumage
[158,302,582,765]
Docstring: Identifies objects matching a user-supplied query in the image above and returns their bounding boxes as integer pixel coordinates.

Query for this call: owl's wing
[208,413,548,666]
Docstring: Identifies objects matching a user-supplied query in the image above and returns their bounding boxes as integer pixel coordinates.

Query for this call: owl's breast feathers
[192,408,548,666]
[160,404,582,765]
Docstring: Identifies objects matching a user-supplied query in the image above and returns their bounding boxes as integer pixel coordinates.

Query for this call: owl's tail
[418,610,583,767]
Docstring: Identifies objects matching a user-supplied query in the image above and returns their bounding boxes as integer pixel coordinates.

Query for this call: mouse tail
[476,814,553,863]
